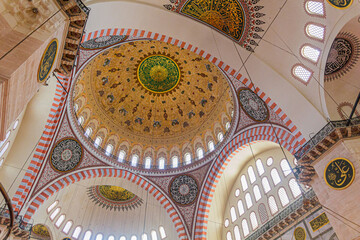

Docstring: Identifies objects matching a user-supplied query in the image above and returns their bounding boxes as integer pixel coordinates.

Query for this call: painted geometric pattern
[12,73,69,212]
[23,168,188,240]
[87,185,143,211]
[164,0,266,52]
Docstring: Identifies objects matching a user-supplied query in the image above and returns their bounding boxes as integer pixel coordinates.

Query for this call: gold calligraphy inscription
[181,0,245,41]
[326,0,353,9]
[309,212,329,231]
[324,158,355,190]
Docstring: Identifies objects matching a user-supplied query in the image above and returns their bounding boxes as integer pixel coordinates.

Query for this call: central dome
[73,40,234,170]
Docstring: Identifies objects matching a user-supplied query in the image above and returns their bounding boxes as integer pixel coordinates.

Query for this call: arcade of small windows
[292,0,326,84]
[77,120,232,170]
[225,156,302,240]
[47,201,167,240]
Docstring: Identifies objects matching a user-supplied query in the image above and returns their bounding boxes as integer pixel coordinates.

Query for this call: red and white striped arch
[24,167,189,239]
[194,124,301,239]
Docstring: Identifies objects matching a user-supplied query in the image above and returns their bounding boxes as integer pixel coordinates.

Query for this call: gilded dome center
[137,55,180,93]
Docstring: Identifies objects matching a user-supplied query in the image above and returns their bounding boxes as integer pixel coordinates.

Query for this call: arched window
[242,219,250,237]
[196,148,204,159]
[184,153,191,165]
[230,206,237,222]
[74,103,79,112]
[105,144,113,156]
[266,157,273,166]
[50,207,60,220]
[305,1,324,16]
[108,236,115,240]
[226,231,233,240]
[240,175,248,191]
[261,177,271,193]
[258,203,269,224]
[83,230,92,240]
[245,193,253,209]
[131,236,137,240]
[301,45,321,63]
[253,185,261,201]
[159,226,166,239]
[237,200,245,216]
[217,132,224,142]
[234,225,241,240]
[94,136,102,148]
[13,119,19,130]
[119,237,126,240]
[0,131,10,149]
[256,159,265,176]
[141,233,148,240]
[225,122,231,130]
[208,141,215,151]
[250,212,259,230]
[278,187,290,207]
[63,220,73,234]
[47,201,58,213]
[78,116,84,125]
[151,230,158,240]
[55,214,65,227]
[248,166,256,184]
[118,150,126,162]
[96,234,103,240]
[289,178,302,198]
[305,23,325,40]
[292,64,313,83]
[172,156,179,168]
[84,127,92,137]
[224,219,230,228]
[268,196,278,215]
[235,188,240,197]
[159,157,165,169]
[271,169,281,186]
[280,159,292,176]
[145,157,152,169]
[0,142,10,158]
[72,226,82,239]
[131,154,139,167]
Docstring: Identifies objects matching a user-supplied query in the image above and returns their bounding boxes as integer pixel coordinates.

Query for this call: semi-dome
[72,39,234,171]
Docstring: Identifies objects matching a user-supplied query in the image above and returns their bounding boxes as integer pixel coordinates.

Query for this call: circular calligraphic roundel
[324,158,355,190]
[38,39,58,83]
[137,55,181,94]
[326,0,353,9]
[238,88,269,122]
[294,227,306,240]
[325,38,352,75]
[169,175,198,205]
[50,138,83,172]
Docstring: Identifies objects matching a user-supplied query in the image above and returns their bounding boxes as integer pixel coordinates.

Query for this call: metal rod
[0,9,61,61]
[346,92,360,126]
[53,72,68,94]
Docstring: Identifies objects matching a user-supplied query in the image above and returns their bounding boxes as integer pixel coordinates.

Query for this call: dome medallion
[137,54,182,94]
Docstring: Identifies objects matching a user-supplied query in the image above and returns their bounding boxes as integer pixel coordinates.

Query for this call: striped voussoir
[194,125,301,239]
[23,168,188,240]
[12,73,69,213]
